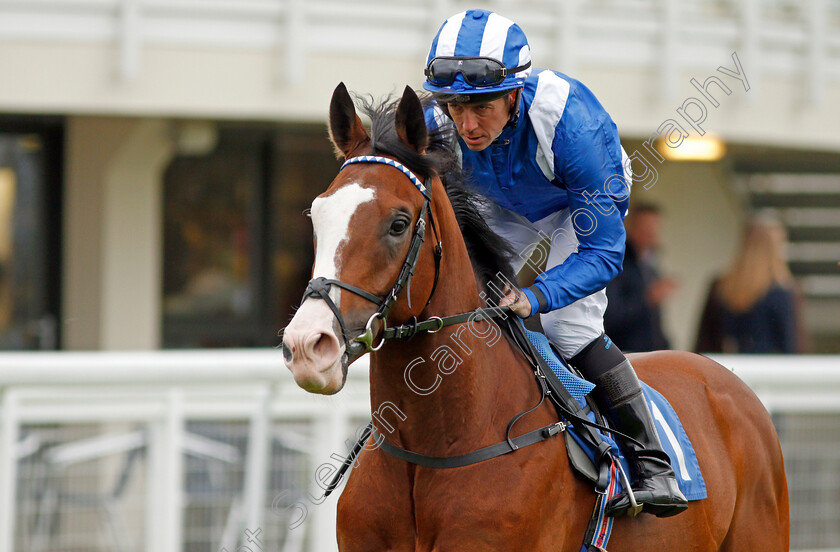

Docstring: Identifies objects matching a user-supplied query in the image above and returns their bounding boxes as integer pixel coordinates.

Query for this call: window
[162,124,339,348]
[0,119,63,350]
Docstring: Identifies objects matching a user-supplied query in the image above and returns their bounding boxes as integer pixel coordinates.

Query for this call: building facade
[1,0,839,351]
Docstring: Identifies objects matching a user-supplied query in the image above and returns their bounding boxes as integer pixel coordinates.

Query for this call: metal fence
[0,350,371,552]
[722,354,840,551]
[0,351,839,551]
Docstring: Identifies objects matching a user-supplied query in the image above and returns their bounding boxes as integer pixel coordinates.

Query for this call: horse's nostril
[282,342,293,363]
[313,332,338,359]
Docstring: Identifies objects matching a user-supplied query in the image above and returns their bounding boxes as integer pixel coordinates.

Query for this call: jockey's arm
[521,119,629,316]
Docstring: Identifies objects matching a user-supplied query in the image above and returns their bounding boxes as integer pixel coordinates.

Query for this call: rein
[360,304,510,346]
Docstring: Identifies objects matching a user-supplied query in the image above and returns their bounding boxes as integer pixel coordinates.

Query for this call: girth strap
[371,422,566,470]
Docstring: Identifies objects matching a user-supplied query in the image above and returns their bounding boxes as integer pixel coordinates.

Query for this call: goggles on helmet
[424,56,531,88]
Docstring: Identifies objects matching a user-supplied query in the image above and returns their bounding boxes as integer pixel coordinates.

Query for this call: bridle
[301,154,516,356]
[300,155,443,354]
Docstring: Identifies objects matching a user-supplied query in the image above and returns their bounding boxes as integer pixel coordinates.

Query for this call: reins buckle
[426,316,444,333]
[356,312,387,352]
[543,421,567,438]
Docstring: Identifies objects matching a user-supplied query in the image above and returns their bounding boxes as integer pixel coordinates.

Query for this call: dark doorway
[0,117,63,350]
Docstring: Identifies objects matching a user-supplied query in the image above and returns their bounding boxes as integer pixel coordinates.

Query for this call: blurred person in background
[605,203,678,352]
[694,216,803,354]
[0,262,9,335]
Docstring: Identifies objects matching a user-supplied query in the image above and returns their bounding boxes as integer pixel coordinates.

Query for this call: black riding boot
[570,335,688,518]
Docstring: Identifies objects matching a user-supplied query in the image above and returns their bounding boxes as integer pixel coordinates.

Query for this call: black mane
[356,94,517,305]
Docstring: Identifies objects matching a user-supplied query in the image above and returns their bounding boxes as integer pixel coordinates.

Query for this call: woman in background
[695,216,803,354]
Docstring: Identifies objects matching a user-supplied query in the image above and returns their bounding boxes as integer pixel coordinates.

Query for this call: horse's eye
[389,219,409,236]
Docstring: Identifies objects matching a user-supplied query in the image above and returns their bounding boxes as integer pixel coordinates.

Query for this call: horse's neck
[368,232,539,456]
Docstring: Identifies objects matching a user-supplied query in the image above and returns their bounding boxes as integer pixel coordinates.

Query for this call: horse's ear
[395,86,428,153]
[329,82,369,158]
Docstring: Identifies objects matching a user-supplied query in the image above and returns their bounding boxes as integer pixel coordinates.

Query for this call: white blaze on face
[282,182,376,395]
[311,183,377,288]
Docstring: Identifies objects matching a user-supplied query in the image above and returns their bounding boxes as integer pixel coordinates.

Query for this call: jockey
[422,9,687,518]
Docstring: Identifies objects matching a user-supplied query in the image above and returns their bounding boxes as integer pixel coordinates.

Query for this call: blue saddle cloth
[524,328,707,501]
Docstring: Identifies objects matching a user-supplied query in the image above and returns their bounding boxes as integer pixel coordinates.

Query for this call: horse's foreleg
[336,451,417,552]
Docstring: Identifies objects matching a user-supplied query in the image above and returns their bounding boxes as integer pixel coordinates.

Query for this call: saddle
[518,324,707,504]
[507,319,707,551]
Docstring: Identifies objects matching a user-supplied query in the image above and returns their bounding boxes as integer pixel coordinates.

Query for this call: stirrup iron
[614,457,643,517]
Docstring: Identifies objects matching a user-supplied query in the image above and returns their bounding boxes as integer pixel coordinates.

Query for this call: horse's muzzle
[282,299,346,394]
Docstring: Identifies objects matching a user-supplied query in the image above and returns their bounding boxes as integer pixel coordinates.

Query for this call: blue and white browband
[340,156,428,196]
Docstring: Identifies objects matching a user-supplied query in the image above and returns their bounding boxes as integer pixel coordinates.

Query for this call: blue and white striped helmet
[423,9,532,97]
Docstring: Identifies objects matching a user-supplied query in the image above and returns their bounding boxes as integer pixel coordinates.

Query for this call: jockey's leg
[566,335,688,518]
[481,202,687,517]
[534,214,686,518]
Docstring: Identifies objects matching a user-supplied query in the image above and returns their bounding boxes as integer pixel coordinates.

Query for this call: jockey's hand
[499,286,533,318]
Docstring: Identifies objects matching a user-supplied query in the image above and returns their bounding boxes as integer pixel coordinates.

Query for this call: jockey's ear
[329,82,370,159]
[507,89,521,125]
[395,86,428,154]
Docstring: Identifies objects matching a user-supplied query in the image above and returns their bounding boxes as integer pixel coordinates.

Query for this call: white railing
[0,350,371,552]
[0,0,838,100]
[0,351,839,551]
[710,354,840,411]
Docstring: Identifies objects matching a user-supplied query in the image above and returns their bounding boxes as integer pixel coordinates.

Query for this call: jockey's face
[447,92,516,151]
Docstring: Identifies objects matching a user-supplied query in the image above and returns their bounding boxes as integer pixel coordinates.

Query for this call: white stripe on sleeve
[529,71,570,181]
[620,146,632,216]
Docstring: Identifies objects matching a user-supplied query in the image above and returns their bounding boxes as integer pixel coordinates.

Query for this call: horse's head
[282,83,441,394]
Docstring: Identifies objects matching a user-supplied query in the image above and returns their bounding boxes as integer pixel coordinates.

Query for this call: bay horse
[281,83,789,551]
